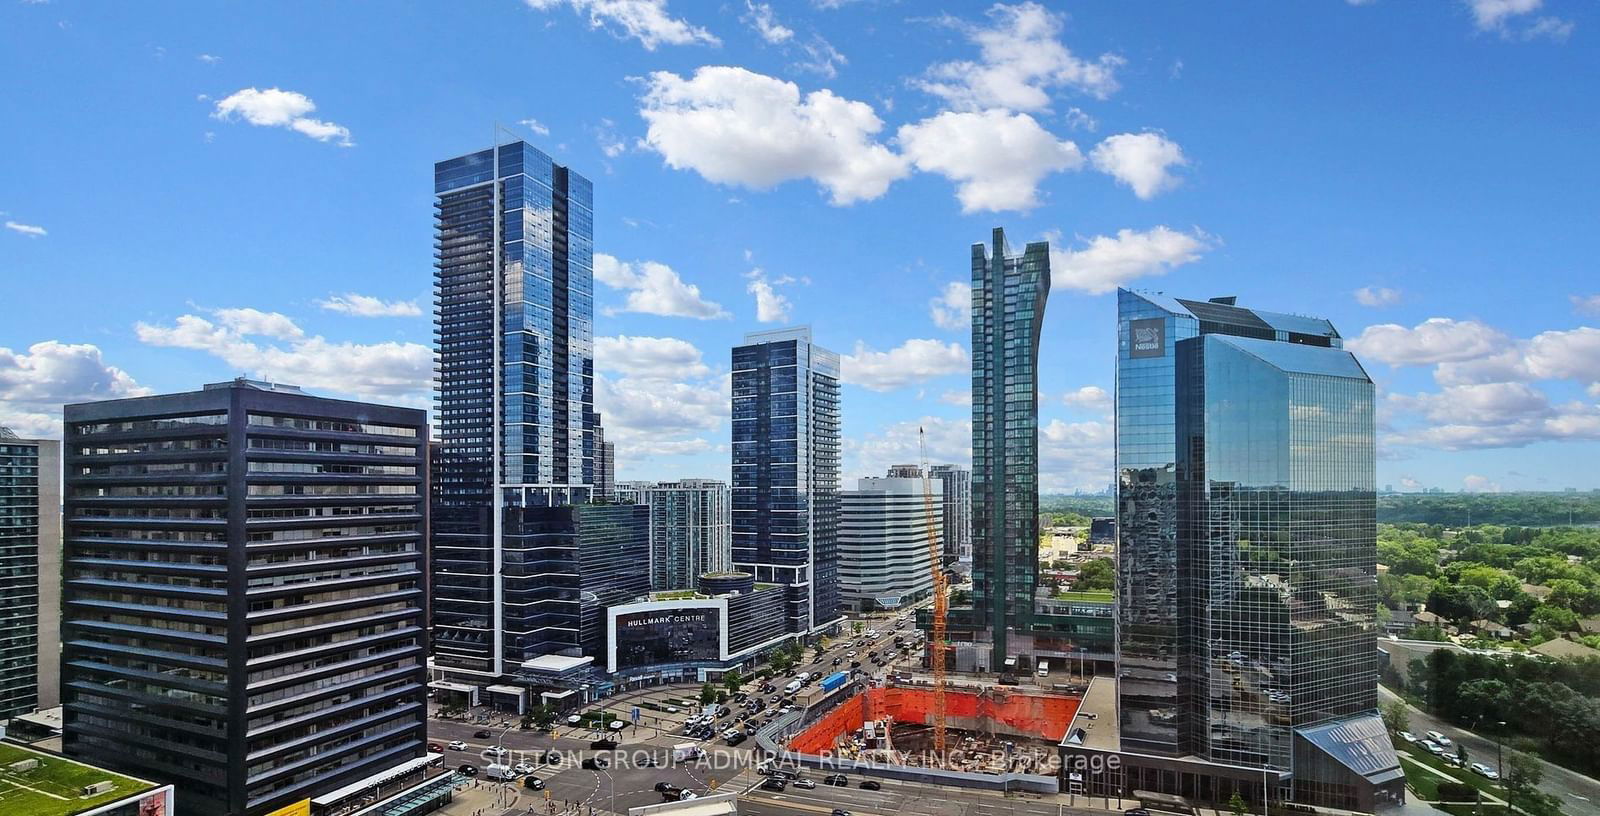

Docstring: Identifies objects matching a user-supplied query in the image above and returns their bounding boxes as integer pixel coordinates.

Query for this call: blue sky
[3,0,1598,493]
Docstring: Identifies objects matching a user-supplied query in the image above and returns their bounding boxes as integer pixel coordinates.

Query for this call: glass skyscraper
[929,464,971,567]
[431,141,599,681]
[731,327,841,636]
[970,228,1049,667]
[0,428,59,720]
[614,479,732,592]
[1105,291,1397,810]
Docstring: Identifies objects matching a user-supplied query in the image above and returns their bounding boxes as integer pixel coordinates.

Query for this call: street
[1379,685,1600,812]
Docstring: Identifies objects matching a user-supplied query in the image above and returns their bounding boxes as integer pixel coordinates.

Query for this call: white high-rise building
[616,479,732,591]
[838,475,940,612]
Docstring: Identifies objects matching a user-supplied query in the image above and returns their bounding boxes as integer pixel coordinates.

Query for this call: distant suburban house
[1470,619,1512,639]
[1578,618,1600,635]
[1531,638,1600,660]
[1522,583,1554,600]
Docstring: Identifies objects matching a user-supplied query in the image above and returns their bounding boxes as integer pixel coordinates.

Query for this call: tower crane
[918,428,949,760]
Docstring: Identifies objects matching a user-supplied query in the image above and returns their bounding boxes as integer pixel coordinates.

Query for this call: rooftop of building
[1059,675,1120,751]
[0,741,162,816]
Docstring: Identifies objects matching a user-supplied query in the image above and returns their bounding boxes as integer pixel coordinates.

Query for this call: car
[524,776,546,790]
[514,761,536,775]
[665,705,680,713]
[846,651,857,658]
[1426,730,1453,747]
[582,757,609,770]
[458,764,479,776]
[761,778,788,792]
[823,773,848,786]
[1441,754,1462,767]
[590,739,620,750]
[850,661,862,669]
[1124,810,1152,816]
[566,714,583,725]
[609,720,626,731]
[859,780,881,791]
[447,740,469,751]
[473,729,493,739]
[793,778,816,789]
[831,810,851,816]
[1398,731,1417,743]
[485,746,509,758]
[832,658,843,667]
[1420,740,1444,755]
[655,782,676,793]
[1470,762,1500,780]
[997,675,1020,686]
[726,733,747,746]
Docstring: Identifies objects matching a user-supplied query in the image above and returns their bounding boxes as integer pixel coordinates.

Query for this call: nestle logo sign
[1129,318,1165,358]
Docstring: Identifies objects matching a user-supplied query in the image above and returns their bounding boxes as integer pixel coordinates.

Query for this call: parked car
[1398,731,1417,743]
[566,714,583,725]
[1426,730,1453,747]
[447,740,469,751]
[726,733,747,746]
[1470,763,1500,780]
[458,764,479,776]
[1420,740,1444,755]
[831,810,851,816]
[823,773,849,786]
[1124,809,1151,816]
[665,705,680,713]
[859,780,881,791]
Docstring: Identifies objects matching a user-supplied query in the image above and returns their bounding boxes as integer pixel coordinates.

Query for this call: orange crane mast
[918,428,949,760]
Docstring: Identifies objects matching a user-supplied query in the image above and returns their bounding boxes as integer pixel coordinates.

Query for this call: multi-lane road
[428,612,929,815]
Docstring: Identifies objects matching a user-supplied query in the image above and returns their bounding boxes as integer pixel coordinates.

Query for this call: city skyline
[5,2,1600,494]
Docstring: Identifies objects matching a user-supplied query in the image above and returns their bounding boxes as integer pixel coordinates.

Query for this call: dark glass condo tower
[60,381,429,816]
[1114,291,1392,808]
[731,328,841,636]
[970,228,1049,667]
[432,141,637,683]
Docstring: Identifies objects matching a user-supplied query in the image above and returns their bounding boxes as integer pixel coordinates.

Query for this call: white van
[1036,660,1050,678]
[783,679,803,695]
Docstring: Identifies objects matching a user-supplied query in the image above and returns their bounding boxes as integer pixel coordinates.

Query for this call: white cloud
[4,221,46,238]
[1462,474,1502,493]
[638,66,909,206]
[1064,107,1098,132]
[794,35,848,79]
[898,109,1083,212]
[746,274,791,323]
[594,118,626,158]
[519,118,551,136]
[1464,0,1573,40]
[593,253,730,319]
[1524,326,1600,385]
[841,339,968,392]
[744,0,793,43]
[1354,286,1402,307]
[1345,318,1510,366]
[595,335,710,380]
[1040,417,1114,492]
[317,293,424,318]
[1388,382,1551,426]
[523,0,719,49]
[197,53,221,64]
[845,415,970,483]
[1400,476,1422,490]
[595,371,728,459]
[1384,382,1600,451]
[929,281,971,331]
[915,2,1123,112]
[212,87,353,146]
[1049,226,1213,294]
[135,311,431,401]
[0,341,151,436]
[938,390,971,406]
[1062,385,1111,415]
[1570,294,1600,315]
[1089,132,1187,200]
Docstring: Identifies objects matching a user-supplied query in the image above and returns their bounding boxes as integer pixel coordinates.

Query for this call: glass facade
[970,228,1049,666]
[928,464,971,566]
[613,607,722,670]
[432,141,597,678]
[60,382,429,816]
[730,328,841,635]
[615,479,732,592]
[0,431,56,720]
[1115,290,1381,795]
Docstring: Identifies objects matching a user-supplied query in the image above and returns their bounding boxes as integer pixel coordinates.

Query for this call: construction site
[786,682,1078,775]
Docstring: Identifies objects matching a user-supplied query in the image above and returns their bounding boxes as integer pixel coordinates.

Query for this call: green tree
[700,682,716,705]
[1227,791,1246,816]
[1380,699,1410,734]
[1073,558,1114,591]
[532,705,557,731]
[723,670,744,694]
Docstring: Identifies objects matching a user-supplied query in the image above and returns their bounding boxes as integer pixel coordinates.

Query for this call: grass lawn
[1053,589,1114,603]
[0,743,157,816]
